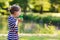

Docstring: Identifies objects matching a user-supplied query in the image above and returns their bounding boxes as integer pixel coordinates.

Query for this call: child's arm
[15,18,23,26]
[18,18,23,22]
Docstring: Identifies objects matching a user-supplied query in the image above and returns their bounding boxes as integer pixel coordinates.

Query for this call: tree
[0,0,13,8]
[28,0,50,13]
[49,0,60,12]
[0,0,13,15]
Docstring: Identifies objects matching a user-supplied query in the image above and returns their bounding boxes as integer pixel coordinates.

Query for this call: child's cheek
[18,14,20,16]
[17,12,20,16]
[15,14,18,17]
[17,13,19,16]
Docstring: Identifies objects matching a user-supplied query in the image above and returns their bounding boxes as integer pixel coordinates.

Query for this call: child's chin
[17,15,19,17]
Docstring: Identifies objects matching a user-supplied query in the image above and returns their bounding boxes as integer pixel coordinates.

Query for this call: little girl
[8,5,22,40]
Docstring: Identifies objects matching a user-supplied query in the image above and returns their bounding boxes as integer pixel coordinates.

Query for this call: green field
[0,13,60,40]
[0,13,60,34]
[0,36,60,40]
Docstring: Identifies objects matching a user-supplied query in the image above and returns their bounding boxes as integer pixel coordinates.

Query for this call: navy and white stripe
[8,16,18,40]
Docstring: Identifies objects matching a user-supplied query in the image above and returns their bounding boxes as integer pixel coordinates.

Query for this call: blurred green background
[0,0,60,40]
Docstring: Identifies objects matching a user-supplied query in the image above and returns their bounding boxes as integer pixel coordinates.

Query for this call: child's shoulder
[8,16,14,21]
[8,16,13,19]
[8,16,16,22]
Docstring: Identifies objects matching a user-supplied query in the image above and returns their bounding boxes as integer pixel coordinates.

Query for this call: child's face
[14,9,21,17]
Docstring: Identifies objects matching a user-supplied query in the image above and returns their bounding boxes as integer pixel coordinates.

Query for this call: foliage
[24,13,60,24]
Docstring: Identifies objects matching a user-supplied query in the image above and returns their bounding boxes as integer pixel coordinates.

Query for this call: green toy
[18,15,23,19]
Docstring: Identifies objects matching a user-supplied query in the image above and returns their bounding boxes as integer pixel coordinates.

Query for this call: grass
[20,36,60,40]
[0,13,59,34]
[0,36,60,40]
[0,13,60,40]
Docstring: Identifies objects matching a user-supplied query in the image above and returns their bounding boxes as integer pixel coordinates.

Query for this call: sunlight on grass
[0,35,60,40]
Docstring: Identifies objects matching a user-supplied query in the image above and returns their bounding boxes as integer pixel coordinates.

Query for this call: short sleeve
[8,17,16,28]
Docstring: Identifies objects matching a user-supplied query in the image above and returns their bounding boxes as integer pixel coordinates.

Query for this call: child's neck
[11,14,17,18]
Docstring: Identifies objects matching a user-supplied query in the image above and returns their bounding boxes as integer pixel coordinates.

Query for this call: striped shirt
[8,15,19,40]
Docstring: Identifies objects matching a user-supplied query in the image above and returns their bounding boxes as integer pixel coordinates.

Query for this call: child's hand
[18,18,23,22]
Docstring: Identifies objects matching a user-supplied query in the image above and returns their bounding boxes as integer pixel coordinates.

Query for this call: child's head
[10,4,21,17]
